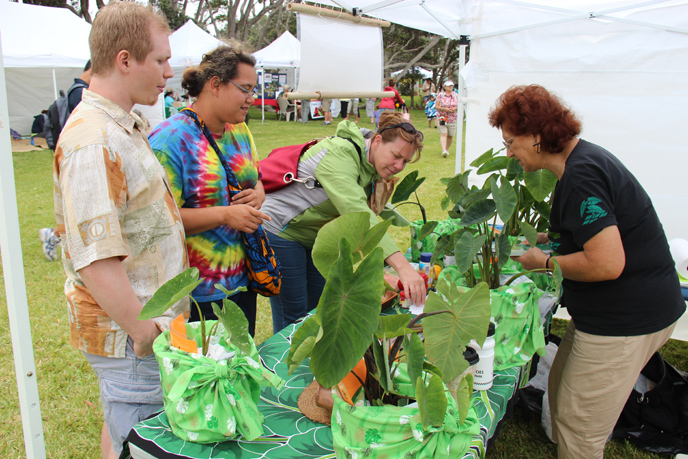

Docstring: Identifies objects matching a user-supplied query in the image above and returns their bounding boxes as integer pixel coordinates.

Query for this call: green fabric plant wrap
[153,321,285,443]
[331,364,480,458]
[409,218,463,262]
[439,266,548,371]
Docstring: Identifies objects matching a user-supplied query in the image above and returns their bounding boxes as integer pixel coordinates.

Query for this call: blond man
[53,3,188,457]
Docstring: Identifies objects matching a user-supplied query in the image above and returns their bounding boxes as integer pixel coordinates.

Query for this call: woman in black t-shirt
[488,84,685,459]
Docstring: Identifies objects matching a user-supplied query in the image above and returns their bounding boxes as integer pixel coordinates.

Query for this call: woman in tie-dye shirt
[149,46,269,335]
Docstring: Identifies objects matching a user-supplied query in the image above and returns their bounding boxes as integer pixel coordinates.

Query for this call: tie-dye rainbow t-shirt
[149,113,260,302]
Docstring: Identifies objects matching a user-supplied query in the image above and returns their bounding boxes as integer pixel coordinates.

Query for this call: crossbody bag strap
[180,108,242,196]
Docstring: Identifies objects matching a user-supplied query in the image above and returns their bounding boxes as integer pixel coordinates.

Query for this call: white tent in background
[312,0,688,245]
[167,19,226,90]
[252,31,300,123]
[0,0,90,134]
[253,30,301,69]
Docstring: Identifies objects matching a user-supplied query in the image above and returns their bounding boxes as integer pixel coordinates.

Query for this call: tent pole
[52,68,58,100]
[261,67,265,125]
[0,37,47,459]
[455,38,468,175]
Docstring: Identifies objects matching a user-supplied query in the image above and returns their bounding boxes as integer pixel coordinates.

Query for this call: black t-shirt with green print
[549,139,685,336]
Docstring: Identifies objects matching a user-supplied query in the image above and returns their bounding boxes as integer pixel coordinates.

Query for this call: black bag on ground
[612,351,688,455]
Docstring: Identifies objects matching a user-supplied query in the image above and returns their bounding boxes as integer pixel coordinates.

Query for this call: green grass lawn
[0,104,685,458]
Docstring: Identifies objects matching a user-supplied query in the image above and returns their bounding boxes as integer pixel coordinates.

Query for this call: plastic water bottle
[419,252,432,276]
[468,322,496,390]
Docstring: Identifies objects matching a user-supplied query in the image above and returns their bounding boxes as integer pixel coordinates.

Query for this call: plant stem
[503,268,550,286]
[414,191,427,224]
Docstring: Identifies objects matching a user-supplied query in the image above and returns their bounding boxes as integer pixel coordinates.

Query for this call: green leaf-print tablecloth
[124,319,534,459]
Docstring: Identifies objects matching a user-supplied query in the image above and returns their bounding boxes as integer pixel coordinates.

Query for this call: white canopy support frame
[0,34,47,459]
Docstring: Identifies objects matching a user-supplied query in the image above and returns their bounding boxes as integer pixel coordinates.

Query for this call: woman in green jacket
[262,112,426,333]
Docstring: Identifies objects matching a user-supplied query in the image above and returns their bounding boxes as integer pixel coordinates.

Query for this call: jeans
[267,231,326,334]
[83,338,162,454]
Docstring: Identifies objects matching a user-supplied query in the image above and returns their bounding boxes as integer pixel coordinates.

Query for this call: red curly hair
[488,85,581,154]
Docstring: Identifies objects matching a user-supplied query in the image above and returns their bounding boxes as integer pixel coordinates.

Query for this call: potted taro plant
[430,147,563,373]
[286,212,491,458]
[138,270,284,444]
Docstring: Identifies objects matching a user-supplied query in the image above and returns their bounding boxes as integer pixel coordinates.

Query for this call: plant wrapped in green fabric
[286,212,491,458]
[138,268,285,443]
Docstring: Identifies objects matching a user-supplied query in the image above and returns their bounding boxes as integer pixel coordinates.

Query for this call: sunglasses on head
[378,122,424,142]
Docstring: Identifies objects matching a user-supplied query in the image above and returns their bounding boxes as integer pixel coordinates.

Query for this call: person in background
[261,112,427,333]
[149,45,270,336]
[490,84,685,459]
[164,87,175,107]
[424,93,437,128]
[421,77,435,105]
[280,84,301,119]
[68,60,92,112]
[53,3,188,457]
[348,98,360,122]
[377,78,405,117]
[365,97,376,124]
[435,80,459,158]
[39,59,93,261]
[321,98,333,125]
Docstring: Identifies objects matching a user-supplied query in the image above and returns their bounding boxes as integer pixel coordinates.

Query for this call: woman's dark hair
[488,84,582,154]
[182,45,256,98]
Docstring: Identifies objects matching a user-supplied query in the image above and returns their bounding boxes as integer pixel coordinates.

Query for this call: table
[252,98,278,108]
[123,315,536,459]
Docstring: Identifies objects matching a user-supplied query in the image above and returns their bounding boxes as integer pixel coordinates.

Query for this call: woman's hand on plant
[397,266,427,306]
[514,247,547,271]
[223,204,270,233]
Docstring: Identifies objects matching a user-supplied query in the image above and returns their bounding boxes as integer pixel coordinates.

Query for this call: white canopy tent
[252,31,301,123]
[0,0,91,134]
[314,0,688,244]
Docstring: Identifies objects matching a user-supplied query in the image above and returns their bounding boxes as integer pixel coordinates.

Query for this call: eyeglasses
[502,136,514,150]
[378,122,424,142]
[228,79,256,100]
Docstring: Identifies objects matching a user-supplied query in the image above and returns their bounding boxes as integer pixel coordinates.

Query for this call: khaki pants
[549,320,676,459]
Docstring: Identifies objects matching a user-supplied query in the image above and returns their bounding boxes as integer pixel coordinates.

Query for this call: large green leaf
[520,221,538,247]
[458,188,491,209]
[454,231,486,274]
[469,148,495,168]
[286,316,322,375]
[309,240,384,388]
[459,199,496,226]
[423,282,491,382]
[505,157,524,182]
[416,374,448,429]
[379,205,411,227]
[212,299,252,357]
[419,221,439,240]
[445,172,470,204]
[403,332,425,392]
[312,213,390,278]
[491,178,517,224]
[391,170,426,204]
[361,219,394,257]
[524,168,558,202]
[495,232,512,269]
[456,374,473,425]
[138,268,202,320]
[371,337,392,392]
[477,156,509,175]
[375,314,413,340]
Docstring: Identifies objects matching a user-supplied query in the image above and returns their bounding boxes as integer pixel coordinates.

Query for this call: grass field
[1,103,685,458]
